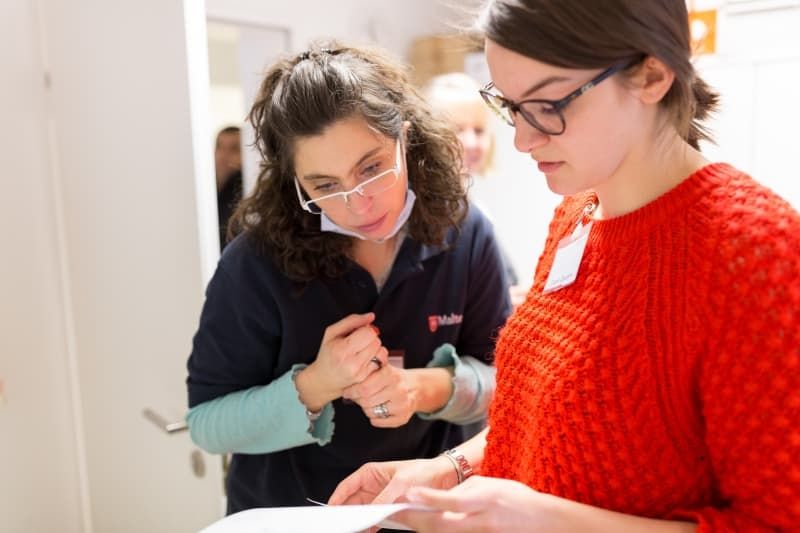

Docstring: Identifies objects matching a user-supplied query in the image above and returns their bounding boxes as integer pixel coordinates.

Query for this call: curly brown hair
[228,41,467,282]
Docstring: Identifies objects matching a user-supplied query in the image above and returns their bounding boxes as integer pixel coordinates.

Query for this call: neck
[592,131,708,220]
[350,234,403,290]
[352,234,399,267]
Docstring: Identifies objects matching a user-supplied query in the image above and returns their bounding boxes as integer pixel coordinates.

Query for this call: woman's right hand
[328,455,459,506]
[295,313,387,411]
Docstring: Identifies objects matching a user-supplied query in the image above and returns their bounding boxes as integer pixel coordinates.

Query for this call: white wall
[0,1,84,531]
[205,0,457,56]
[34,0,225,529]
[696,2,800,208]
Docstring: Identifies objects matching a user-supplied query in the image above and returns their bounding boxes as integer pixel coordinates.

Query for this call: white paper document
[199,503,432,533]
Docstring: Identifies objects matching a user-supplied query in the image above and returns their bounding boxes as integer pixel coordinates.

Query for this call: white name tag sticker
[543,221,593,294]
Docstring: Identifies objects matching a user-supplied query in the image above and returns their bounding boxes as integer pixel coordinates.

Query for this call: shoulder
[705,164,800,265]
[701,165,800,318]
[218,232,281,279]
[441,203,502,255]
[461,202,495,237]
[210,232,291,300]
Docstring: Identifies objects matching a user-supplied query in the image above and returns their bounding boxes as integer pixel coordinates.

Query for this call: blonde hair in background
[423,72,496,176]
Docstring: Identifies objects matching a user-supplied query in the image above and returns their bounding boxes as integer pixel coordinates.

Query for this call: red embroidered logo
[427,313,463,333]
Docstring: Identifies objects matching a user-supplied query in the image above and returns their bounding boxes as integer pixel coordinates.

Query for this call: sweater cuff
[289,364,335,445]
[417,343,495,425]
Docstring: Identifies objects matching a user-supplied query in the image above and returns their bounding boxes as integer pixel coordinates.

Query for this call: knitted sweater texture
[484,164,800,531]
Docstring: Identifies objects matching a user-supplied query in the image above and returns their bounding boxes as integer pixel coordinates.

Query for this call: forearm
[546,494,696,533]
[294,363,341,412]
[186,365,334,454]
[460,426,487,472]
[410,366,453,413]
[417,344,496,424]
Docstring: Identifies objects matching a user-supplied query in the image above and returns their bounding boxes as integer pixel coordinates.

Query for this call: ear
[629,56,675,105]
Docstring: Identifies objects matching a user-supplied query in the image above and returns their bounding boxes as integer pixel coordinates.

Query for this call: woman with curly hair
[185,42,510,513]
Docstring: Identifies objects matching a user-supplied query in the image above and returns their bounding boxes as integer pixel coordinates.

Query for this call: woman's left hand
[342,364,421,428]
[391,476,557,533]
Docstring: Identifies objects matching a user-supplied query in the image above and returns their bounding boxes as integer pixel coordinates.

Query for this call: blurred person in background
[425,72,528,307]
[215,125,243,249]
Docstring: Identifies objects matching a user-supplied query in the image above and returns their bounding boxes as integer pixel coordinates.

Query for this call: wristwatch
[442,448,474,484]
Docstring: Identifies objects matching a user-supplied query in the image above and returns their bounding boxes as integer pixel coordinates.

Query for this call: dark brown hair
[478,0,718,149]
[229,41,466,282]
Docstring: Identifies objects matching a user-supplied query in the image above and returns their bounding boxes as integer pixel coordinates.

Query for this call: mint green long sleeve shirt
[186,344,494,455]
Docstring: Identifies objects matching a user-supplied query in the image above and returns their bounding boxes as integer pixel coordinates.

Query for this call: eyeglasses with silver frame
[294,138,403,215]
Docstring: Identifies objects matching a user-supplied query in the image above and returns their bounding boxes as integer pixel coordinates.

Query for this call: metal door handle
[143,408,188,433]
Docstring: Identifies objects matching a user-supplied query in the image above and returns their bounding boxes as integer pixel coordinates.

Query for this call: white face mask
[320,189,416,243]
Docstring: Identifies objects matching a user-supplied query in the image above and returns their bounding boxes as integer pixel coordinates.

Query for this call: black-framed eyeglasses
[479,60,633,136]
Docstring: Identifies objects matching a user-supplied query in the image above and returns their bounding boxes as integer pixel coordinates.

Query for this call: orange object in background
[689,9,717,55]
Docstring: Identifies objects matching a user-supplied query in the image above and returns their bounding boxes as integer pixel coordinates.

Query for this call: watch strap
[442,448,474,484]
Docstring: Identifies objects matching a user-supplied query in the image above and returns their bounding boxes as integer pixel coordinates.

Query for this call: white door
[698,54,800,210]
[14,1,226,531]
[1,2,85,531]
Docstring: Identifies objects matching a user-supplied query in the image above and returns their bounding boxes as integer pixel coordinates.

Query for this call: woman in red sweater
[329,0,800,531]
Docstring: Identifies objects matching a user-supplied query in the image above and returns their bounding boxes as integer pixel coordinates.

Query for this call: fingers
[320,315,385,388]
[364,400,415,428]
[344,356,393,400]
[372,474,411,505]
[387,509,474,533]
[344,324,382,358]
[406,483,483,514]
[328,468,368,506]
[337,325,382,380]
[384,509,441,533]
[352,343,387,383]
[323,313,374,342]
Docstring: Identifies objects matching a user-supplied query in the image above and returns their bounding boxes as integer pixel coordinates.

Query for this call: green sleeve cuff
[289,364,335,445]
[417,343,495,425]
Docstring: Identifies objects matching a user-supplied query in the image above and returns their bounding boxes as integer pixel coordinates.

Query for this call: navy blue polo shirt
[187,205,510,512]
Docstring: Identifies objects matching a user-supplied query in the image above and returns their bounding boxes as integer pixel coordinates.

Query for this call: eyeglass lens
[305,170,399,213]
[482,93,565,135]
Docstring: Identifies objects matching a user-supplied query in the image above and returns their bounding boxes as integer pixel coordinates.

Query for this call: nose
[513,119,549,154]
[459,129,479,150]
[345,189,372,214]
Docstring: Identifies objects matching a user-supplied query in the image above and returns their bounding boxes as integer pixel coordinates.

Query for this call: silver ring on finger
[372,402,390,419]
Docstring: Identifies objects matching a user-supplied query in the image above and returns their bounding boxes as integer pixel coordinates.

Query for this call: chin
[545,178,577,197]
[356,214,397,240]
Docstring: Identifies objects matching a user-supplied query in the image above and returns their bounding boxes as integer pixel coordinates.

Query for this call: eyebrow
[519,75,572,99]
[302,146,383,181]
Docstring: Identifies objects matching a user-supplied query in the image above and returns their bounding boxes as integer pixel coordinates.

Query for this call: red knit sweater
[484,164,800,531]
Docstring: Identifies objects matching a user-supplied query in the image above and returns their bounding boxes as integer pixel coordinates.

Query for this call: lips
[537,161,564,174]
[355,213,387,233]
